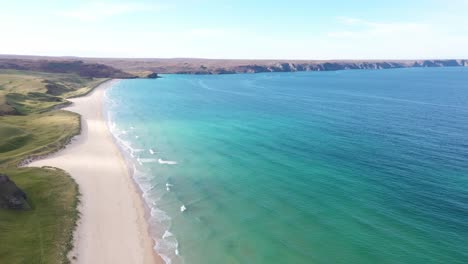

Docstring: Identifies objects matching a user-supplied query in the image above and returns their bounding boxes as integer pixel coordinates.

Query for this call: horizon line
[1,54,467,62]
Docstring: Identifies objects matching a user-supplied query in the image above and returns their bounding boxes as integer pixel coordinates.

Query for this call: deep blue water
[105,67,468,264]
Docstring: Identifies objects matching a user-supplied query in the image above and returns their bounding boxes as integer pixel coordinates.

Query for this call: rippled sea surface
[105,68,468,264]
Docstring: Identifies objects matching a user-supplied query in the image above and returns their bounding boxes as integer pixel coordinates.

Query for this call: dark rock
[0,174,30,210]
[322,63,343,71]
[422,60,437,67]
[435,59,459,67]
[214,68,236,74]
[147,72,161,79]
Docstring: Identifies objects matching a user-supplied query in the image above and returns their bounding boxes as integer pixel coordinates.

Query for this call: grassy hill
[0,167,79,264]
[0,111,80,264]
[0,111,80,167]
[0,59,136,78]
[0,69,97,263]
[0,70,107,115]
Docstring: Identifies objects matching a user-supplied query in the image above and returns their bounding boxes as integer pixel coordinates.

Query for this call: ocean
[104,67,468,264]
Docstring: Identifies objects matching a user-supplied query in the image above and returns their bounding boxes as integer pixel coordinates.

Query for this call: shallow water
[105,67,468,264]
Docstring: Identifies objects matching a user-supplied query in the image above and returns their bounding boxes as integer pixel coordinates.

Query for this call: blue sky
[1,0,468,59]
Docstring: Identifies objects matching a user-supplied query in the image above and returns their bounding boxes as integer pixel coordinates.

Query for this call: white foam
[180,205,187,212]
[138,158,158,163]
[159,253,172,264]
[155,234,179,263]
[105,90,180,264]
[144,184,156,193]
[114,135,134,154]
[158,159,177,165]
[150,207,171,222]
[162,230,173,239]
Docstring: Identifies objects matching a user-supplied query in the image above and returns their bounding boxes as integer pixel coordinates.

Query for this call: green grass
[0,70,107,115]
[0,123,31,153]
[0,167,79,264]
[0,111,80,167]
[0,111,81,264]
[0,70,100,263]
[5,92,69,115]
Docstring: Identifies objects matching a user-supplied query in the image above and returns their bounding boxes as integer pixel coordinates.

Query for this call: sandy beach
[28,81,162,264]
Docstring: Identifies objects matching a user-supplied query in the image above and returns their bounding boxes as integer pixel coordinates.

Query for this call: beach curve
[28,80,162,264]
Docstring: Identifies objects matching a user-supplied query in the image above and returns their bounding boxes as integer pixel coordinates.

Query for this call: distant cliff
[172,59,468,74]
[0,55,467,75]
[82,58,468,75]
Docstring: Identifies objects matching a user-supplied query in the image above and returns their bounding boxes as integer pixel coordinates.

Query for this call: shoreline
[28,80,162,264]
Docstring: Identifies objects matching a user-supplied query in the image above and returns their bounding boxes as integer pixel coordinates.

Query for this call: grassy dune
[0,70,107,115]
[0,70,100,263]
[0,111,80,167]
[0,167,79,264]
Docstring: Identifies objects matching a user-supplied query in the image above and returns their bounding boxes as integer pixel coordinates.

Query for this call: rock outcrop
[147,72,161,79]
[0,174,30,210]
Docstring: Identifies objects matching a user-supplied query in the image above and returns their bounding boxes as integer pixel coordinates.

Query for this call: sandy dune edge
[28,80,162,264]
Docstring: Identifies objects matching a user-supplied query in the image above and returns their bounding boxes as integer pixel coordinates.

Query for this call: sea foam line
[104,87,180,264]
[158,158,178,165]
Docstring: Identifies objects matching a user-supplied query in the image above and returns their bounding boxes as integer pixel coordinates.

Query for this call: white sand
[28,81,162,264]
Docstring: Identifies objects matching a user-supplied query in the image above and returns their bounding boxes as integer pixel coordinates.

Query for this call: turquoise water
[105,68,468,264]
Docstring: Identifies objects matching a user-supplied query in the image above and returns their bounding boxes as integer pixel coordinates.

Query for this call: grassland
[0,111,81,167]
[0,167,79,264]
[0,70,107,115]
[0,70,103,263]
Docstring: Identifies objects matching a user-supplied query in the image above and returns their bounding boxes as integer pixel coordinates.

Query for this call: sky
[1,0,468,59]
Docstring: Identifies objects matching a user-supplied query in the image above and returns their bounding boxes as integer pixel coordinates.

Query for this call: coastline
[28,80,162,264]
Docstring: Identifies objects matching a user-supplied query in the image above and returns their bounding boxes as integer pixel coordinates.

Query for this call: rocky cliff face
[178,59,468,74]
[147,72,161,78]
[1,55,466,75]
[0,174,30,210]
